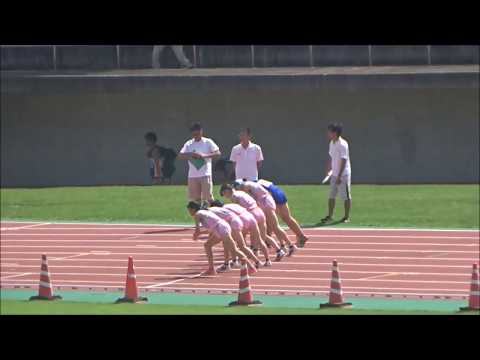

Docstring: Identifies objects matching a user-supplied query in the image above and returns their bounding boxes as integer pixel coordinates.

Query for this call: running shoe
[275,249,286,261]
[264,259,272,267]
[230,259,240,268]
[217,262,231,273]
[288,244,297,256]
[296,235,309,248]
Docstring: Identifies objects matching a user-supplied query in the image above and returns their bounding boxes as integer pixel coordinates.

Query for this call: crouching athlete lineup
[186,178,309,275]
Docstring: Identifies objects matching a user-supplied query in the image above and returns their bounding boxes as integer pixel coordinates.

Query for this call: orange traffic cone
[459,263,480,312]
[320,260,352,308]
[229,259,262,306]
[29,254,62,301]
[115,257,148,303]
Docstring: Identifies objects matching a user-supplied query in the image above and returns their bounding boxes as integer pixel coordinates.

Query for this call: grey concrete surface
[253,46,310,67]
[195,46,252,68]
[430,45,479,65]
[313,46,370,67]
[1,46,54,70]
[371,46,429,65]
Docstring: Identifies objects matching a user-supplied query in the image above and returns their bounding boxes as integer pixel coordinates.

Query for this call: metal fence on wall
[1,45,478,70]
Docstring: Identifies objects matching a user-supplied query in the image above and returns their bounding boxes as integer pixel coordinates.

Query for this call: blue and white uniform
[257,179,288,205]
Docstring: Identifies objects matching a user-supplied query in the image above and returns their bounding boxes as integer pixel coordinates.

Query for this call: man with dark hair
[321,123,352,223]
[144,132,177,185]
[178,123,221,205]
[229,128,264,181]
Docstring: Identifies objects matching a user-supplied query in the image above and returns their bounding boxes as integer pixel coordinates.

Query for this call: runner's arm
[199,149,221,159]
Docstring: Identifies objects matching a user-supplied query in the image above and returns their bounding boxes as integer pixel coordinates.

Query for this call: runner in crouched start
[234,179,297,256]
[256,178,308,248]
[187,201,257,276]
[209,199,272,268]
[207,200,263,272]
[220,184,286,261]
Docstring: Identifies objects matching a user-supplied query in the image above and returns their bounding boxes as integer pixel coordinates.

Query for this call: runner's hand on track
[193,228,200,240]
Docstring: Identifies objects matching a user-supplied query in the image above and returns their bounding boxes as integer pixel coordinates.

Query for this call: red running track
[1,221,479,300]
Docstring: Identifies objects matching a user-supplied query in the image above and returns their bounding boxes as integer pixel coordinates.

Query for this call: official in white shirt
[229,128,264,181]
[321,123,352,223]
[178,123,221,205]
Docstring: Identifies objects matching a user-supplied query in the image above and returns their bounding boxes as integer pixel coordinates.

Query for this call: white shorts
[329,175,352,201]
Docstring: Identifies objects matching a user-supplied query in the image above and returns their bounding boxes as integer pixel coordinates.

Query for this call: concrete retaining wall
[1,70,478,187]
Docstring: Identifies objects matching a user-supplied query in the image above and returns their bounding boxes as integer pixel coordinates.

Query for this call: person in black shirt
[144,132,177,184]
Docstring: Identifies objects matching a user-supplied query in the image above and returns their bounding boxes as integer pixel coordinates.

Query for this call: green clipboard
[189,158,206,170]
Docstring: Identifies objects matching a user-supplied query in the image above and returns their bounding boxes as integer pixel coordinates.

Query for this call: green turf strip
[1,185,478,229]
[1,290,477,315]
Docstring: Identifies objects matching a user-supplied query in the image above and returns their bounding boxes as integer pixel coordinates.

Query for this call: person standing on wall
[152,45,193,69]
[321,123,352,223]
[178,123,221,206]
[229,128,264,181]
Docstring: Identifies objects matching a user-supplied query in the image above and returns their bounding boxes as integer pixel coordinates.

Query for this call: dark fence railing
[1,45,478,71]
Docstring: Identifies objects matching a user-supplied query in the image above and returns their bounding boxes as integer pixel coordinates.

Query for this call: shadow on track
[144,228,193,234]
[302,219,347,228]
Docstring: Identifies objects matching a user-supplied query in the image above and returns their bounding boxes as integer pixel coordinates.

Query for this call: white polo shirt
[329,137,351,177]
[229,142,264,181]
[180,137,219,178]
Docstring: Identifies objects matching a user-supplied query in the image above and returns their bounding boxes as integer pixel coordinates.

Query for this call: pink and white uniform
[208,206,244,231]
[231,190,266,224]
[224,203,257,231]
[196,209,231,238]
[243,181,276,210]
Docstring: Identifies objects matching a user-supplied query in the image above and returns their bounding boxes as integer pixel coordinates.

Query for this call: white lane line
[424,253,470,259]
[358,272,399,280]
[51,253,90,261]
[2,239,477,247]
[3,233,478,239]
[145,272,204,288]
[3,232,478,240]
[0,264,470,277]
[0,274,468,294]
[2,220,477,232]
[138,282,470,292]
[0,272,32,280]
[303,227,479,233]
[1,227,188,231]
[1,223,51,231]
[2,251,476,261]
[2,244,475,253]
[0,273,471,284]
[1,257,473,268]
